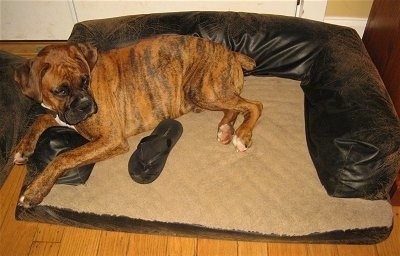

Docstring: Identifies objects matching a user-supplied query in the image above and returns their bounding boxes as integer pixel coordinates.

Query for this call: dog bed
[16,76,394,243]
[0,12,399,243]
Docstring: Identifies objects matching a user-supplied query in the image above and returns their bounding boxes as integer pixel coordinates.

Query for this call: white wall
[73,0,298,21]
[1,0,77,40]
[1,0,328,40]
[323,17,367,37]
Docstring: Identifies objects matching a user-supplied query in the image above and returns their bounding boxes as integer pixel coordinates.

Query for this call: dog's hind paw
[232,135,249,152]
[217,124,234,145]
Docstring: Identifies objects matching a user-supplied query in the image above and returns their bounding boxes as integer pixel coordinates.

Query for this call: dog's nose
[71,95,94,112]
[79,97,92,111]
[64,94,98,125]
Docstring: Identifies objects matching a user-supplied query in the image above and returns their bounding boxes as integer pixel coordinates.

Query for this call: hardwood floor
[1,42,399,256]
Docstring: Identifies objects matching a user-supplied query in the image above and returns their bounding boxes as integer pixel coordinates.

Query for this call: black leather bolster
[28,126,94,185]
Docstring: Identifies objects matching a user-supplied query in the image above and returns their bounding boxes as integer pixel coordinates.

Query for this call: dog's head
[14,43,99,125]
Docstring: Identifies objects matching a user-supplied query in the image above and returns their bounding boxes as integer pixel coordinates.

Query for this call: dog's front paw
[18,185,46,208]
[13,141,35,165]
[13,152,29,165]
[13,136,37,164]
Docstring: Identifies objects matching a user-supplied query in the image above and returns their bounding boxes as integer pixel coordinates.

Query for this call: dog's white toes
[18,195,32,208]
[232,135,248,152]
[19,195,25,204]
[14,152,27,165]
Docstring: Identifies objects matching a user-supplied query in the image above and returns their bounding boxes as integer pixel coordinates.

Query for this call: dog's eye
[81,75,90,89]
[53,85,70,97]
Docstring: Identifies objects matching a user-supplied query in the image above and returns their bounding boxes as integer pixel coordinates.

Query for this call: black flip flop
[128,119,183,184]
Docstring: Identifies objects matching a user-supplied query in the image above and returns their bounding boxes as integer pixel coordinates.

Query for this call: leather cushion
[28,127,93,185]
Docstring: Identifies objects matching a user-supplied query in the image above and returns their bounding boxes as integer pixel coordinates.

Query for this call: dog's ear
[76,43,98,71]
[14,59,50,102]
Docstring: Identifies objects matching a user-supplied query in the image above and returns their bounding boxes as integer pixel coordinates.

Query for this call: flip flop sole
[128,119,183,184]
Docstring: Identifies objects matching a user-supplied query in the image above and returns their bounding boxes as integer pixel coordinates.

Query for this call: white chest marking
[41,102,52,110]
[55,115,76,130]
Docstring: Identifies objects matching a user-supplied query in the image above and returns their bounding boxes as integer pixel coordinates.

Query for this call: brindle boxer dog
[13,34,263,208]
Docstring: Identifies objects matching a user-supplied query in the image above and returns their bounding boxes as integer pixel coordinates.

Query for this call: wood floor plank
[0,166,38,256]
[337,244,378,256]
[0,165,24,227]
[127,233,168,256]
[33,223,65,242]
[238,241,269,256]
[28,242,60,256]
[0,211,38,255]
[166,236,197,256]
[97,230,130,256]
[376,207,400,256]
[57,227,102,256]
[197,238,238,256]
[268,243,308,256]
[307,244,338,256]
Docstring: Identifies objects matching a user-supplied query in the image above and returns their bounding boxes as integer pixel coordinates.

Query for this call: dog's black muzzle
[62,94,98,125]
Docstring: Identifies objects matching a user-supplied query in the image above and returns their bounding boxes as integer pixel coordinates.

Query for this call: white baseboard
[323,16,368,38]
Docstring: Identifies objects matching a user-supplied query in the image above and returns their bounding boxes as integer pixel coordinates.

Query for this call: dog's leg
[195,94,262,151]
[18,136,130,208]
[14,114,59,164]
[217,97,262,151]
[231,98,263,151]
[217,110,239,144]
